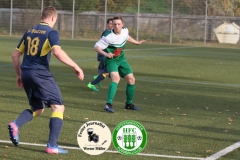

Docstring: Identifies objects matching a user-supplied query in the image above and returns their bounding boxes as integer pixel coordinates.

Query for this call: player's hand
[74,66,84,80]
[17,76,24,89]
[138,40,147,44]
[106,53,114,58]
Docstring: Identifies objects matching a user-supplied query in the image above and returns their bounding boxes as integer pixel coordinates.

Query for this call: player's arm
[12,50,23,77]
[12,35,25,89]
[94,38,114,58]
[51,47,84,80]
[12,49,24,89]
[94,46,113,58]
[127,36,146,45]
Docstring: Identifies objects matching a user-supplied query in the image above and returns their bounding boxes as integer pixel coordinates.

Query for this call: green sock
[126,84,135,104]
[107,82,118,104]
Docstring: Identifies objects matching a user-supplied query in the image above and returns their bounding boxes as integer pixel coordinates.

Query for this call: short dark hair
[107,18,113,24]
[41,6,57,19]
[112,16,123,22]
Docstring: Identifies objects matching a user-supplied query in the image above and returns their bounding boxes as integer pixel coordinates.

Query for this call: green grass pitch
[0,36,240,160]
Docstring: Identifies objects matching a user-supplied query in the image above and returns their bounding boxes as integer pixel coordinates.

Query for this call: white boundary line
[0,140,203,159]
[205,141,240,160]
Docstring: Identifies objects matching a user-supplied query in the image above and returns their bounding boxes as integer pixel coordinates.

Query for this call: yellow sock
[103,73,107,78]
[51,112,63,120]
[26,109,39,118]
[33,111,38,118]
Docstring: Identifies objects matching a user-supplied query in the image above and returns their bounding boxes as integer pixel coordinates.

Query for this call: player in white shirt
[94,16,146,113]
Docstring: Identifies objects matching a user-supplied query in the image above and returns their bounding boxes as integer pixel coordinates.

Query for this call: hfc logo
[121,128,138,149]
[112,120,147,156]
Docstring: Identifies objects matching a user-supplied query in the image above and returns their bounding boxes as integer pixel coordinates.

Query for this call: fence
[0,0,240,46]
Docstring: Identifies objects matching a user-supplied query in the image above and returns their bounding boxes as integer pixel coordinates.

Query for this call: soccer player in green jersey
[94,16,146,113]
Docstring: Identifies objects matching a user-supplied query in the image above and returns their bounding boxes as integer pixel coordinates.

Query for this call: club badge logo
[77,120,111,155]
[112,120,147,155]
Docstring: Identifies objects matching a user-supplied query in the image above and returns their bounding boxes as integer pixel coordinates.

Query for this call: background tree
[1,0,240,16]
[208,0,240,16]
[104,0,139,12]
[167,0,206,15]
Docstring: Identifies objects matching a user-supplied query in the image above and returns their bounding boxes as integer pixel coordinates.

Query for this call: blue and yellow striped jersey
[17,22,60,70]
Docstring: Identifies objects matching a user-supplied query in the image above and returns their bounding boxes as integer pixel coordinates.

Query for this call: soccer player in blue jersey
[8,6,84,154]
[94,16,146,113]
[87,18,113,91]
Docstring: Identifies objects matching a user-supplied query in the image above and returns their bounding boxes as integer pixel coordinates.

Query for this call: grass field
[0,36,240,160]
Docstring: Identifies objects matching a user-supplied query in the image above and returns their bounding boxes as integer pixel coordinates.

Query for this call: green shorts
[106,58,133,78]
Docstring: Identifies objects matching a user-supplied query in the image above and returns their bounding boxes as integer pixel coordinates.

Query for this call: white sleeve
[94,36,110,50]
[126,35,129,40]
[126,28,129,40]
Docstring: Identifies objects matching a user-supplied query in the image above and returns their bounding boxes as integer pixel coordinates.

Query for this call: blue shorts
[21,69,63,111]
[98,59,108,74]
